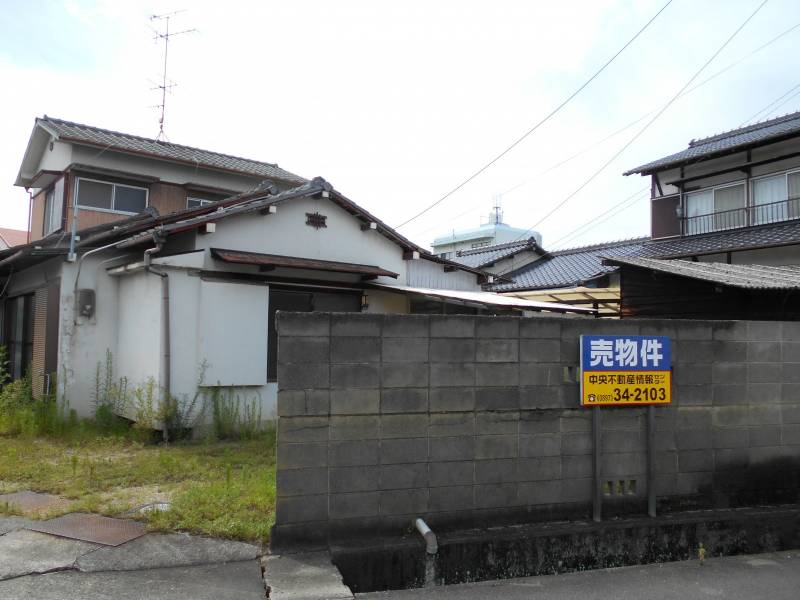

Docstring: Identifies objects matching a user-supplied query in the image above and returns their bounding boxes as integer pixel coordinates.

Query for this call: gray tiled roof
[604,257,800,290]
[494,218,800,292]
[491,238,649,291]
[624,110,800,175]
[39,116,307,184]
[451,238,541,269]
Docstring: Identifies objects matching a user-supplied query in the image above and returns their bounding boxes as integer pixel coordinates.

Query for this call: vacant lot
[0,431,276,543]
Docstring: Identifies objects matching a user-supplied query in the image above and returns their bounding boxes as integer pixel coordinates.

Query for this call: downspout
[143,242,171,443]
[26,188,33,244]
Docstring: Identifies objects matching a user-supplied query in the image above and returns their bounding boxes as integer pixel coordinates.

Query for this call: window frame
[75,176,149,215]
[684,180,747,234]
[186,197,216,209]
[750,167,800,199]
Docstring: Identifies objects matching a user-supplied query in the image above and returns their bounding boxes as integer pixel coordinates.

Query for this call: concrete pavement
[357,550,800,600]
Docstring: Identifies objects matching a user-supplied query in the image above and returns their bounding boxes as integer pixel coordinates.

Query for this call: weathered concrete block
[330,466,380,493]
[561,432,592,455]
[277,390,307,417]
[601,410,642,431]
[382,363,429,388]
[747,364,782,384]
[782,383,800,402]
[604,451,646,476]
[429,388,475,412]
[678,450,713,472]
[782,364,800,384]
[475,458,516,484]
[747,341,781,363]
[713,341,748,363]
[276,468,328,497]
[711,321,746,341]
[380,438,428,464]
[748,404,781,425]
[655,430,676,451]
[476,339,519,363]
[519,412,560,434]
[674,364,712,386]
[330,364,379,389]
[329,440,379,466]
[602,430,644,453]
[676,471,712,495]
[656,451,677,474]
[674,341,715,364]
[429,485,474,511]
[749,425,781,447]
[379,489,428,516]
[304,390,331,415]
[278,363,330,391]
[381,338,429,362]
[518,480,561,505]
[746,383,781,403]
[475,362,519,386]
[330,492,379,519]
[562,455,592,479]
[382,314,429,338]
[330,313,382,337]
[474,483,518,509]
[476,435,517,459]
[676,429,713,450]
[747,321,782,341]
[280,337,330,364]
[476,411,518,435]
[519,385,565,410]
[429,338,475,363]
[380,388,428,414]
[519,339,561,363]
[781,404,800,424]
[561,477,592,502]
[380,414,428,439]
[711,362,747,384]
[517,456,561,481]
[278,442,328,469]
[560,412,591,432]
[519,433,561,457]
[475,387,519,410]
[749,445,784,464]
[430,315,475,338]
[712,384,747,406]
[330,415,380,441]
[781,423,800,445]
[712,428,749,449]
[429,436,475,461]
[429,461,473,487]
[677,407,712,430]
[714,448,749,470]
[676,385,712,406]
[278,416,329,443]
[782,321,800,340]
[676,322,712,340]
[519,318,561,339]
[277,312,330,337]
[331,337,381,364]
[380,463,428,490]
[276,495,328,524]
[430,363,475,387]
[476,316,519,338]
[330,389,379,415]
[429,413,475,437]
[559,340,579,364]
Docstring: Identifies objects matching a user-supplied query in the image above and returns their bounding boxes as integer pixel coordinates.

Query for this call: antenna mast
[150,10,195,140]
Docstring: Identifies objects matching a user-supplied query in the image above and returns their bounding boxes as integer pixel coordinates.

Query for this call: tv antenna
[150,10,196,140]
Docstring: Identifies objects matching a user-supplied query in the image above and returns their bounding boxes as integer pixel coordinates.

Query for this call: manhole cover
[26,513,147,546]
[0,491,64,513]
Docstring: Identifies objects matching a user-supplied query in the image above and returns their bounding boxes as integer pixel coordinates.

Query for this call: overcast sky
[1,0,799,250]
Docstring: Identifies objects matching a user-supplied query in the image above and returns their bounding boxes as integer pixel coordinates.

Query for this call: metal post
[592,407,602,523]
[647,405,656,518]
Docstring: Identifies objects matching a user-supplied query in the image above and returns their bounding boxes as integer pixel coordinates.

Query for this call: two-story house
[2,117,588,420]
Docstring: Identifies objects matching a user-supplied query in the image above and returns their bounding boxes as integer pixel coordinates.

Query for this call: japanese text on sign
[580,335,671,406]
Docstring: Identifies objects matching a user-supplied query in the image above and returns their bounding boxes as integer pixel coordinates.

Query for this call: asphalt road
[358,550,800,600]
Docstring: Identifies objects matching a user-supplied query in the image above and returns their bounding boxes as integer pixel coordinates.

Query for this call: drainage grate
[0,491,64,513]
[26,513,147,546]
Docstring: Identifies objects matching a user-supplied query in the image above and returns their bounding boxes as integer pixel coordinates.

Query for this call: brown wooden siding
[650,195,681,239]
[150,182,187,215]
[30,191,46,242]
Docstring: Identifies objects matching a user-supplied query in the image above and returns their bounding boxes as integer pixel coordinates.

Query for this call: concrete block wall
[273,313,800,546]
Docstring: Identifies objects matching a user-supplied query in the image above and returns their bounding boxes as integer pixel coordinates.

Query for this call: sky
[1,0,799,251]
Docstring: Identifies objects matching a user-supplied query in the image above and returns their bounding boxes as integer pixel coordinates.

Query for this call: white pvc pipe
[414,518,438,555]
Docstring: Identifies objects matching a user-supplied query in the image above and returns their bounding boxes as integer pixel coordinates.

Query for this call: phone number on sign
[585,386,669,405]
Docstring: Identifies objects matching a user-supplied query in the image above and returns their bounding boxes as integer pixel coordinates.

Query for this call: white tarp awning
[370,283,595,314]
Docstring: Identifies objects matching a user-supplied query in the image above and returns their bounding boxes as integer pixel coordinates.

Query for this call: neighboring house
[1,117,589,419]
[0,228,28,250]
[431,205,541,259]
[451,237,545,275]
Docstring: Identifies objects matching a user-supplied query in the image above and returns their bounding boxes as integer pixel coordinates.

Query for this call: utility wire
[739,81,800,125]
[412,18,799,239]
[507,0,769,244]
[394,0,674,229]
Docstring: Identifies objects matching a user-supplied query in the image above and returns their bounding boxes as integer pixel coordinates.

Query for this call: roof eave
[14,121,55,188]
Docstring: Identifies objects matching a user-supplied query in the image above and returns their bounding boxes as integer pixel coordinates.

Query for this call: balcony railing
[683,196,800,235]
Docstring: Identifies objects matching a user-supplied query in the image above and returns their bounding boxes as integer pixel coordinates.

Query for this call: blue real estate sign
[579,335,672,406]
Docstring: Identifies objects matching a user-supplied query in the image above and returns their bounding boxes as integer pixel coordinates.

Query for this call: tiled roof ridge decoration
[688,110,800,147]
[456,237,534,257]
[38,116,306,184]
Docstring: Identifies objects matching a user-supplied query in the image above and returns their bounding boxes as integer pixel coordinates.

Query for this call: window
[752,171,800,225]
[42,177,65,236]
[3,295,34,381]
[75,177,148,214]
[438,252,452,259]
[187,197,215,209]
[471,241,490,249]
[186,190,229,209]
[685,183,745,234]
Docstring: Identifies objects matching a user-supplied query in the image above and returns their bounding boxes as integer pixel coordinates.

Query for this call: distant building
[0,228,28,250]
[431,202,540,259]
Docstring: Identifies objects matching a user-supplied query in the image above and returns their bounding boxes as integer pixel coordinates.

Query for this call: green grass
[0,429,277,543]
